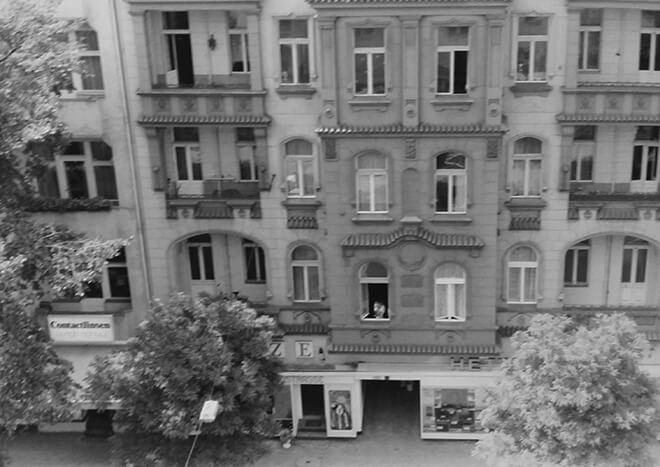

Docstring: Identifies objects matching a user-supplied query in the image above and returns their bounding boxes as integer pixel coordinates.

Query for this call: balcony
[166,178,261,219]
[567,184,660,221]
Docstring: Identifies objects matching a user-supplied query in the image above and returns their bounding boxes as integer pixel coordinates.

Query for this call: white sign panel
[47,314,114,342]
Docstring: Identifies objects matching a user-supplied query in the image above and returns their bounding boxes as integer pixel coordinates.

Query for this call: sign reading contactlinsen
[47,314,114,342]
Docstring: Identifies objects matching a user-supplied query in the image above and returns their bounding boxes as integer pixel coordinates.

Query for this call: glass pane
[355,28,384,48]
[453,173,467,212]
[230,34,246,72]
[533,41,547,80]
[286,158,300,196]
[91,141,112,161]
[189,247,200,281]
[455,283,465,318]
[308,266,320,300]
[438,26,469,46]
[202,246,214,280]
[436,52,450,93]
[280,44,293,83]
[38,166,60,197]
[293,266,305,300]
[587,31,600,69]
[190,147,202,180]
[280,19,307,39]
[640,34,651,71]
[258,247,266,281]
[94,166,118,200]
[580,9,602,26]
[511,246,536,261]
[636,250,648,283]
[528,159,542,195]
[357,173,371,211]
[564,249,575,283]
[437,152,465,169]
[575,126,596,140]
[292,245,317,261]
[635,126,659,141]
[508,267,521,302]
[621,249,632,283]
[580,153,593,181]
[454,51,468,94]
[642,11,660,28]
[65,161,89,199]
[579,31,585,69]
[302,159,314,196]
[363,262,388,278]
[524,268,536,301]
[576,249,589,283]
[286,139,312,155]
[655,35,660,71]
[632,146,643,180]
[81,56,104,90]
[163,11,188,30]
[516,41,530,81]
[175,147,188,180]
[84,280,103,298]
[435,283,447,319]
[646,146,658,180]
[174,127,198,142]
[435,175,449,212]
[519,17,548,35]
[372,53,385,94]
[570,158,578,181]
[511,160,525,196]
[297,43,310,83]
[63,141,84,155]
[354,53,368,94]
[108,247,126,263]
[245,247,257,281]
[108,266,131,297]
[76,30,99,50]
[227,11,246,29]
[373,174,387,211]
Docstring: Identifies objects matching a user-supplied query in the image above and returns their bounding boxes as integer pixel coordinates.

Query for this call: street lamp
[184,400,220,467]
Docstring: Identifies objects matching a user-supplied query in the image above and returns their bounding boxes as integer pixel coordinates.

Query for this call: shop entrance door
[361,380,420,439]
[299,384,325,434]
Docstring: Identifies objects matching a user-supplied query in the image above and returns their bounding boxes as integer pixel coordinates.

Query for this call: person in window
[373,301,387,319]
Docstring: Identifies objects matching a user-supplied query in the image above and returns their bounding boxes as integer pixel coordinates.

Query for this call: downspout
[110,0,153,301]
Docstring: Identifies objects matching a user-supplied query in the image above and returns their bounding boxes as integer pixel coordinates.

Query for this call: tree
[474,313,659,467]
[86,293,283,466]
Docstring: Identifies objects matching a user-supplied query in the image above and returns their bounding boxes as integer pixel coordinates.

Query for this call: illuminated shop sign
[47,314,114,342]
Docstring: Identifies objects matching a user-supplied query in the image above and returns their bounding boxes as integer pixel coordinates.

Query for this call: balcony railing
[166,179,261,219]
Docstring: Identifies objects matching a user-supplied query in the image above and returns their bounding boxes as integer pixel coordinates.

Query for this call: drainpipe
[110,0,153,302]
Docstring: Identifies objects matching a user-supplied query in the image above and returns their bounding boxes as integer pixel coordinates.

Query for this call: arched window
[435,152,467,213]
[291,245,320,302]
[75,22,104,90]
[507,246,538,303]
[434,264,466,321]
[564,240,590,286]
[512,137,542,197]
[187,234,214,281]
[284,139,315,197]
[356,153,388,213]
[359,262,389,320]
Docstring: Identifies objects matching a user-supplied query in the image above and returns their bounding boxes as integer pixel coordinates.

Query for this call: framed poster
[326,387,356,437]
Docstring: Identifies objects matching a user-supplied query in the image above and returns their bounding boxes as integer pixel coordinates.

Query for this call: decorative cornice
[557,113,660,124]
[308,0,510,4]
[340,224,484,250]
[328,343,500,355]
[315,123,506,137]
[138,114,271,126]
[569,191,660,202]
[279,323,330,335]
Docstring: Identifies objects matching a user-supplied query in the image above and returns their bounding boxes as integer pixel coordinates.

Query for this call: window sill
[428,213,472,224]
[351,213,395,224]
[348,97,391,112]
[430,96,474,112]
[509,82,553,97]
[60,90,106,101]
[276,85,317,99]
[563,283,588,288]
[282,198,322,208]
[505,198,547,209]
[578,69,601,74]
[245,280,266,285]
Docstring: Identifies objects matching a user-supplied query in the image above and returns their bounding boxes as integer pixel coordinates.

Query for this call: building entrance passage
[361,380,420,439]
[298,384,325,435]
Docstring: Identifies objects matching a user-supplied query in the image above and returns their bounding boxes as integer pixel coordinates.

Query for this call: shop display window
[421,387,484,433]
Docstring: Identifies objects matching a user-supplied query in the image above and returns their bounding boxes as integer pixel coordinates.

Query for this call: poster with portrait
[328,389,352,432]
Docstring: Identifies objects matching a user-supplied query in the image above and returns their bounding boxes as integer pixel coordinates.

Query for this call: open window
[359,262,389,320]
[162,11,194,87]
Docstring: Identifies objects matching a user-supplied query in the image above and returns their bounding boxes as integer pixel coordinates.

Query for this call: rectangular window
[579,9,601,70]
[511,159,542,197]
[163,12,194,87]
[236,128,257,181]
[75,28,104,90]
[84,247,131,299]
[55,141,118,200]
[436,26,469,94]
[564,242,590,285]
[571,126,596,181]
[640,11,660,71]
[243,241,266,283]
[286,158,315,197]
[354,28,385,95]
[357,172,388,212]
[632,126,659,190]
[229,12,250,73]
[189,245,214,281]
[516,17,548,82]
[279,19,310,84]
[173,128,202,182]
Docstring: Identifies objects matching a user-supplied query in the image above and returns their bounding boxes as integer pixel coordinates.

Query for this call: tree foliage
[474,313,659,467]
[86,294,283,464]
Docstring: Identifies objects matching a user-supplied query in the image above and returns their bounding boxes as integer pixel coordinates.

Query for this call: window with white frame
[354,28,385,95]
[622,237,648,284]
[579,9,601,70]
[285,139,315,198]
[640,11,660,71]
[173,127,202,181]
[291,245,320,302]
[162,11,194,87]
[356,153,388,213]
[83,247,131,299]
[74,23,104,90]
[435,152,467,213]
[187,234,214,281]
[229,11,250,73]
[236,128,258,181]
[279,19,310,84]
[40,140,118,200]
[507,245,538,304]
[359,262,389,320]
[434,263,466,321]
[243,239,266,283]
[632,126,659,192]
[516,16,548,82]
[564,240,590,286]
[436,26,469,94]
[570,126,595,182]
[511,137,543,197]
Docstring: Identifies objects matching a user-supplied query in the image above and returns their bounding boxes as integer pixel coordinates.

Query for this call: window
[83,247,131,299]
[229,12,250,73]
[511,137,543,197]
[187,234,214,281]
[75,24,104,90]
[236,128,257,181]
[173,127,202,181]
[507,246,538,304]
[434,264,466,321]
[359,262,389,320]
[632,126,659,191]
[354,28,385,95]
[291,245,321,302]
[279,19,310,84]
[571,126,595,181]
[640,11,660,71]
[356,153,388,213]
[579,9,601,70]
[163,12,194,87]
[622,237,648,284]
[436,26,469,94]
[285,139,315,198]
[243,240,266,283]
[41,140,118,200]
[435,152,467,213]
[564,240,590,286]
[516,17,548,82]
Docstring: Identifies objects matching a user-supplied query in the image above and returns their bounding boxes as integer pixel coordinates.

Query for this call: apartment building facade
[37,0,660,439]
